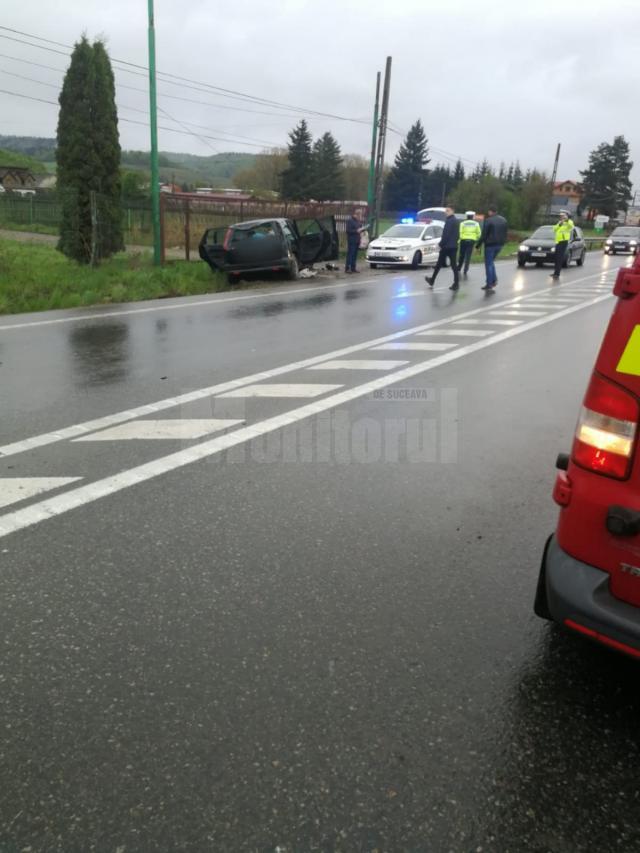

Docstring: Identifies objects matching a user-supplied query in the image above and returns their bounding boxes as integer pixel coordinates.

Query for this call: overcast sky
[1,0,639,187]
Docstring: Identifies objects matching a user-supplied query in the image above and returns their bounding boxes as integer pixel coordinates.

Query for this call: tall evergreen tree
[281,120,313,200]
[580,135,633,217]
[506,163,515,185]
[512,161,524,188]
[310,132,345,201]
[498,162,506,181]
[453,159,465,184]
[383,120,430,210]
[92,41,123,256]
[57,37,123,264]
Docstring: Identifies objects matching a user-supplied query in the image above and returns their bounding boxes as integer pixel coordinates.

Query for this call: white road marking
[307,359,408,371]
[417,328,494,337]
[371,342,458,352]
[452,318,522,326]
[0,477,82,510]
[488,309,548,317]
[0,291,614,540]
[0,269,615,461]
[217,383,342,398]
[72,419,244,442]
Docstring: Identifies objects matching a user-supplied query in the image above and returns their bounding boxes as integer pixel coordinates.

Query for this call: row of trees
[235,120,348,201]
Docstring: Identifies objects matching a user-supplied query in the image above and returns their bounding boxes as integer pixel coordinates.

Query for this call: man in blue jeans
[476,205,508,293]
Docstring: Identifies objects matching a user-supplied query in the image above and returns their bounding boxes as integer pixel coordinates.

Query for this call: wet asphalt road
[1,253,640,853]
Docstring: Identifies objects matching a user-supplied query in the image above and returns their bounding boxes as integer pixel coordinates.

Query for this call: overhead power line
[0,26,370,126]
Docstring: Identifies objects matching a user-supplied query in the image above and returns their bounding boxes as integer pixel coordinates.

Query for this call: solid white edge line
[0,270,614,459]
[0,292,613,540]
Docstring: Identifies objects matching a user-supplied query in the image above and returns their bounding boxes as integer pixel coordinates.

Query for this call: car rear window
[382,226,424,238]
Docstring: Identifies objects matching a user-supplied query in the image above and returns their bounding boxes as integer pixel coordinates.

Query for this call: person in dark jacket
[425,205,460,291]
[345,209,364,273]
[476,206,508,292]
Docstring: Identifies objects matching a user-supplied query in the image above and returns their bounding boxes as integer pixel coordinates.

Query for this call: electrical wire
[0,26,370,126]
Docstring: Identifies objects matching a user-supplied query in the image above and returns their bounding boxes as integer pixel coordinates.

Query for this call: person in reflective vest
[552,210,574,279]
[457,211,481,276]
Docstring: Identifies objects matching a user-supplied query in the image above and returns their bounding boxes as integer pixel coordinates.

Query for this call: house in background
[0,166,36,192]
[550,179,583,215]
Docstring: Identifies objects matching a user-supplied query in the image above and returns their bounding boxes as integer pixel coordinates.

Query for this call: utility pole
[546,142,561,218]
[372,56,392,238]
[367,72,381,222]
[148,0,161,265]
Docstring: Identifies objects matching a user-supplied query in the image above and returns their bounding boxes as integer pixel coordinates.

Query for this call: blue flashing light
[400,217,414,225]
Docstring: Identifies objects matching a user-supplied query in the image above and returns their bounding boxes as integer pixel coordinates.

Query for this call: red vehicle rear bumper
[540,535,640,659]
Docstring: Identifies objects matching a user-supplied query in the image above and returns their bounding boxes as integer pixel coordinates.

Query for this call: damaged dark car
[199,217,339,283]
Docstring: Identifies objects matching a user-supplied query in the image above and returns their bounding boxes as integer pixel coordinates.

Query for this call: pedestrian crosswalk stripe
[371,342,458,351]
[73,419,244,442]
[452,318,523,326]
[217,384,342,398]
[488,310,548,317]
[417,329,494,337]
[308,359,409,371]
[0,477,82,510]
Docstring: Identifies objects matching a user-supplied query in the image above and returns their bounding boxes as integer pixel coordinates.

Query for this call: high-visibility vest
[554,219,574,243]
[459,219,481,242]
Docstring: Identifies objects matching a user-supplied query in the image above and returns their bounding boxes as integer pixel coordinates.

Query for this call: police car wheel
[369,262,378,269]
[410,251,422,270]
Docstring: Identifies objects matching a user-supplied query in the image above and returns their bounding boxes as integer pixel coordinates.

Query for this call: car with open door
[199,216,339,283]
[366,221,444,269]
[517,225,586,268]
[534,252,640,659]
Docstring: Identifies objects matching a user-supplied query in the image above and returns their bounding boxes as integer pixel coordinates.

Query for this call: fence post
[159,191,166,265]
[184,197,190,261]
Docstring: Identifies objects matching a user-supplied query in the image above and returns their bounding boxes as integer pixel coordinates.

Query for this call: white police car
[366,219,444,269]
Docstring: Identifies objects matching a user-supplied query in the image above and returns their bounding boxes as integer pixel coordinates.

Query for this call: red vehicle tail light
[572,373,639,479]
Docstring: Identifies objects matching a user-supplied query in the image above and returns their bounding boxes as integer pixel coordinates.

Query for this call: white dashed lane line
[72,419,244,442]
[307,360,408,371]
[0,478,83,510]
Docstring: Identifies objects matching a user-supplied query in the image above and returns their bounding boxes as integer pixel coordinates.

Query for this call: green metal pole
[367,72,381,226]
[148,0,161,265]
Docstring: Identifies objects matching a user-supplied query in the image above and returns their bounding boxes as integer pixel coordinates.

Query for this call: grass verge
[0,238,226,314]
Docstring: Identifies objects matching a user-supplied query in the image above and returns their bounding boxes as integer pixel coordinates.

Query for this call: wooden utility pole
[372,56,392,237]
[366,72,381,221]
[547,142,561,217]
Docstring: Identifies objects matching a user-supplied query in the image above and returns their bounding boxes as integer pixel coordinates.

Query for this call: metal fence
[159,194,372,262]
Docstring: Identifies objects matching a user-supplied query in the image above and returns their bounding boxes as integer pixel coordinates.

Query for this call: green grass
[0,239,227,314]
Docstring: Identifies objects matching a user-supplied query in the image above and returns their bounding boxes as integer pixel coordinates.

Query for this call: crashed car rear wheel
[288,255,300,281]
[227,272,241,285]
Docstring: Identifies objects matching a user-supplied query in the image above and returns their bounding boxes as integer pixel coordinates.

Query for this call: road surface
[1,253,639,852]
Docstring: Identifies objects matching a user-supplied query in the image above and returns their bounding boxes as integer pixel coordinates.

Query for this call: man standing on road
[345,209,364,274]
[425,205,461,291]
[551,210,574,280]
[477,205,507,293]
[457,211,481,277]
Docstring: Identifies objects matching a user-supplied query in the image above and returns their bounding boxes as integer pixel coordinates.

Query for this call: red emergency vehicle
[535,252,640,658]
